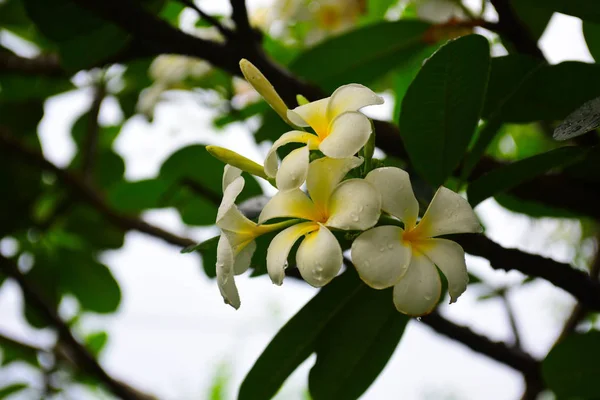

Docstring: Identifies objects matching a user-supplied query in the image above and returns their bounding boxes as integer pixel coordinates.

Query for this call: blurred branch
[177,0,233,39]
[421,312,544,392]
[457,234,600,311]
[500,291,523,350]
[180,178,222,205]
[0,256,153,400]
[82,83,106,182]
[0,51,63,76]
[488,0,545,60]
[0,127,196,250]
[554,235,600,344]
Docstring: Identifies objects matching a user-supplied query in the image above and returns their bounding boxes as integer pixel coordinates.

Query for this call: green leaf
[107,178,172,213]
[0,383,28,399]
[583,21,600,62]
[238,271,363,400]
[509,0,553,40]
[518,0,600,24]
[494,194,581,219]
[85,331,108,357]
[542,331,600,399]
[467,147,589,206]
[308,285,408,400]
[64,205,125,250]
[553,96,600,141]
[0,74,72,101]
[399,34,491,186]
[254,108,292,144]
[484,60,600,123]
[0,335,39,367]
[290,20,432,92]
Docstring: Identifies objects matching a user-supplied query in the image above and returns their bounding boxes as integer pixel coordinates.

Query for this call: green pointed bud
[362,122,376,175]
[239,59,295,127]
[206,145,271,182]
[296,94,310,106]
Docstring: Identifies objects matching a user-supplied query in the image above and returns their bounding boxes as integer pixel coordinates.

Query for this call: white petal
[351,226,411,289]
[366,167,419,229]
[266,222,319,285]
[258,188,321,224]
[216,235,240,309]
[306,156,363,211]
[326,179,381,231]
[327,84,384,120]
[222,165,242,192]
[287,98,330,136]
[276,146,309,191]
[264,130,316,178]
[418,239,468,303]
[319,111,372,158]
[296,225,342,287]
[392,251,442,316]
[233,240,257,275]
[216,176,257,232]
[413,187,482,238]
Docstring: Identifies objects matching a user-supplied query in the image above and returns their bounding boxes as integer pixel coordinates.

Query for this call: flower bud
[206,145,272,182]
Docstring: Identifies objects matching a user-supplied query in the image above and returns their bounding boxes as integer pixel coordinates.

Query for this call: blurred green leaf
[0,335,39,367]
[0,383,28,399]
[0,73,72,101]
[107,178,172,213]
[509,0,553,40]
[494,193,581,219]
[63,205,125,250]
[583,21,600,62]
[85,331,108,357]
[308,284,408,400]
[542,331,600,399]
[519,0,600,24]
[399,34,490,186]
[254,108,292,144]
[290,20,432,92]
[467,146,588,206]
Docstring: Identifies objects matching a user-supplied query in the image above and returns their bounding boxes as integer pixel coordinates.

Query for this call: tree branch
[457,234,600,311]
[177,0,233,39]
[0,256,150,400]
[500,291,523,350]
[421,311,543,392]
[82,83,106,182]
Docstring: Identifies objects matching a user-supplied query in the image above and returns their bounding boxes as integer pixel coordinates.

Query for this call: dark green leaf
[494,194,581,219]
[467,147,588,206]
[254,109,292,144]
[399,34,491,186]
[0,383,28,399]
[542,331,600,399]
[0,335,40,367]
[238,271,363,400]
[0,74,72,101]
[309,285,408,400]
[583,21,600,62]
[518,0,600,24]
[509,0,553,40]
[107,178,172,213]
[290,20,432,92]
[64,205,125,250]
[484,60,600,123]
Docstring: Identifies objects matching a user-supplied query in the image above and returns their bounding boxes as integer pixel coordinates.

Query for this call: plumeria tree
[0,0,600,399]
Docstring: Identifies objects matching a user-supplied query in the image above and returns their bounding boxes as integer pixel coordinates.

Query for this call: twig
[229,0,253,37]
[82,83,106,182]
[0,256,148,400]
[177,0,233,39]
[0,51,63,76]
[500,291,523,350]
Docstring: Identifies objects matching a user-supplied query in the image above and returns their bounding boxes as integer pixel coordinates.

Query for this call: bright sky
[0,2,595,399]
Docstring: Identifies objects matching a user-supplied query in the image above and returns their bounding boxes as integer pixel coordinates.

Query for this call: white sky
[0,2,595,400]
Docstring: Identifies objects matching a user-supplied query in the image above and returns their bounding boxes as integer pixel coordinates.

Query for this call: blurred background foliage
[0,0,600,399]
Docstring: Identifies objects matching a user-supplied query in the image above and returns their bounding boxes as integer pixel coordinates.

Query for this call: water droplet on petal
[387,243,394,249]
[424,295,432,301]
[379,246,386,252]
[358,206,364,212]
[416,317,422,322]
[363,260,371,268]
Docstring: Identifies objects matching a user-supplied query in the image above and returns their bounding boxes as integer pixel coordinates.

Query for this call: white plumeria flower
[259,156,381,287]
[264,84,384,191]
[351,167,482,317]
[216,165,293,309]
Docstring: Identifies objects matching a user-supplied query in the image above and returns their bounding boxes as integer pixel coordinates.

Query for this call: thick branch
[0,51,63,76]
[177,0,233,39]
[457,234,600,311]
[0,256,148,400]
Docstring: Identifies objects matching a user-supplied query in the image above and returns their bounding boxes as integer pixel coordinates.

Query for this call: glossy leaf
[553,96,600,141]
[542,331,600,399]
[399,34,491,186]
[238,271,363,400]
[309,285,408,400]
[467,146,588,206]
[290,20,432,91]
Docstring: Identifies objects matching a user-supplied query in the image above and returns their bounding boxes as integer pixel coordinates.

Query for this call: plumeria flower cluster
[205,59,481,316]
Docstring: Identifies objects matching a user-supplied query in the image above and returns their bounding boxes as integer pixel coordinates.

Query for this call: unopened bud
[296,94,310,106]
[206,145,271,182]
